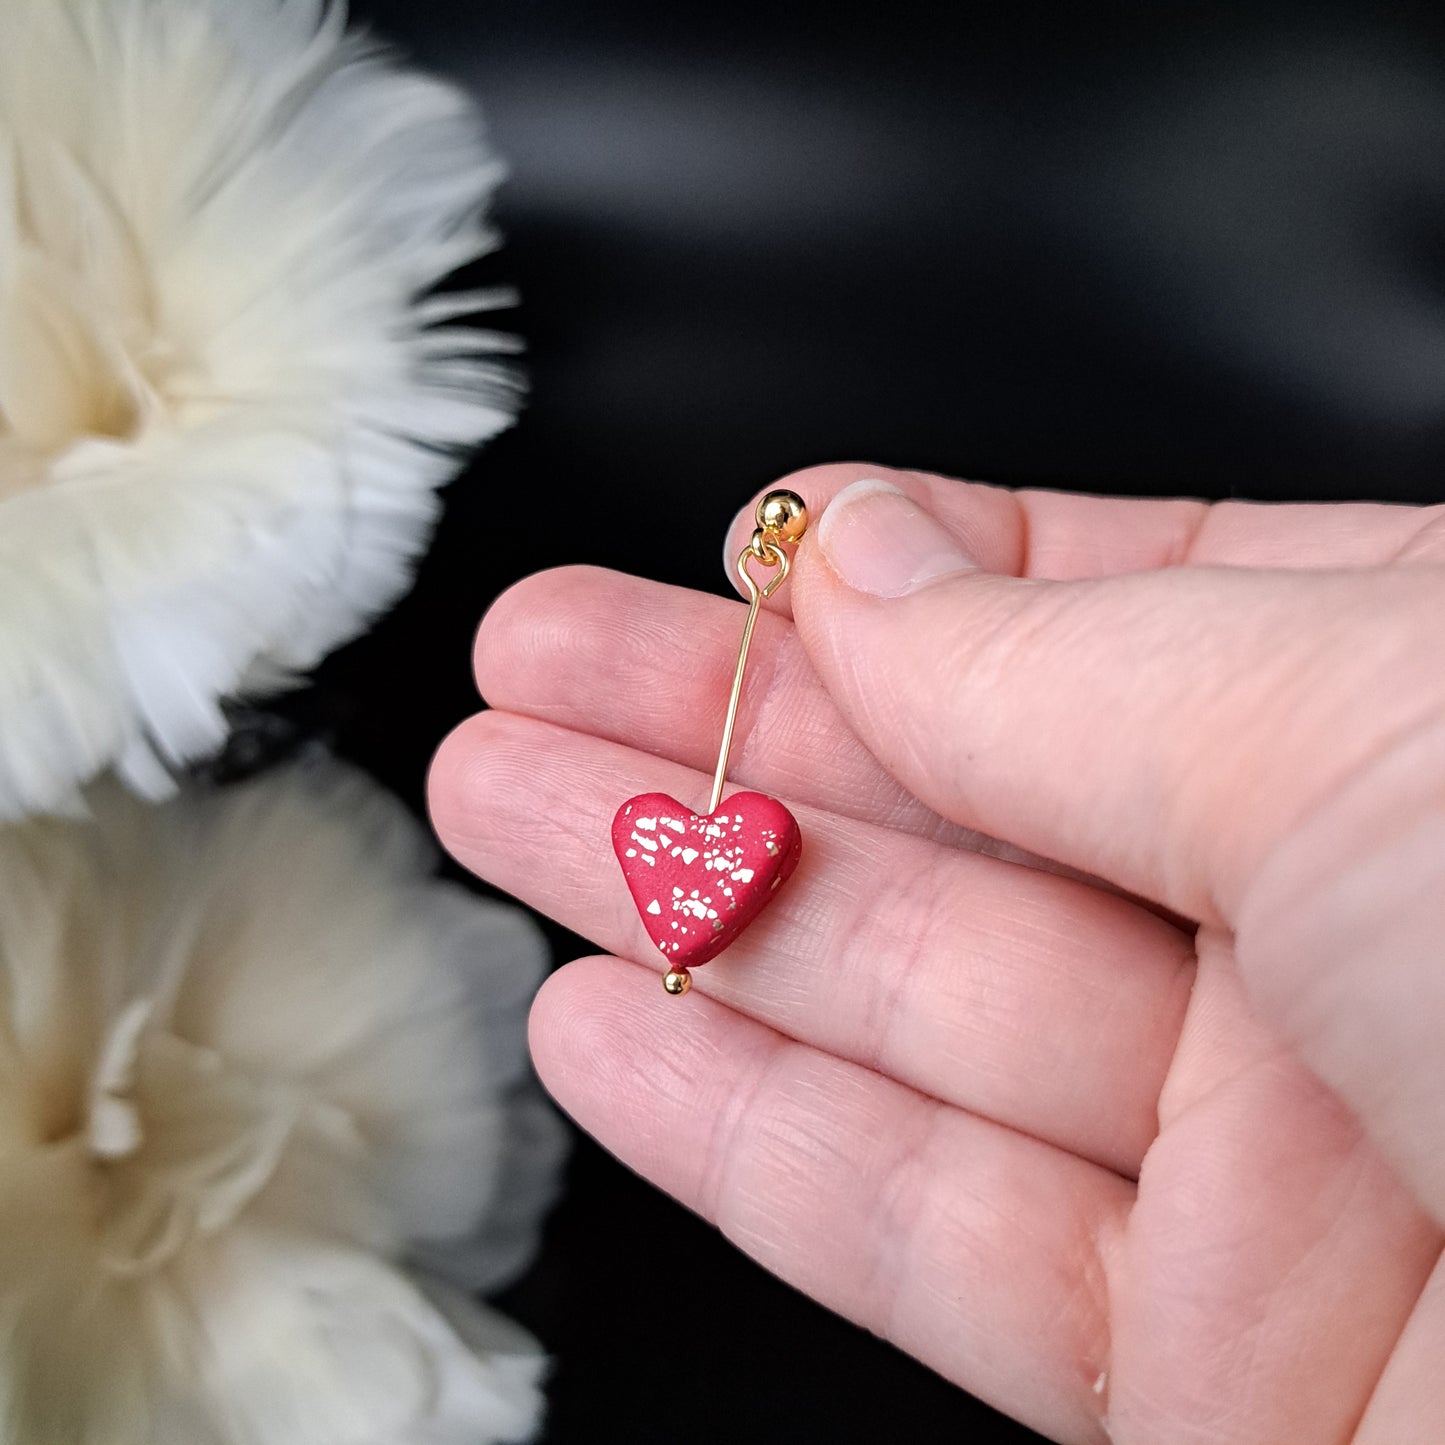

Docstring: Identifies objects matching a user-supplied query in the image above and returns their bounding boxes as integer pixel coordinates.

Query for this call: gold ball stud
[756,489,808,544]
[662,968,693,996]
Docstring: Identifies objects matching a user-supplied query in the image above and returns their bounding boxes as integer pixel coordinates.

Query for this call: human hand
[429,464,1445,1443]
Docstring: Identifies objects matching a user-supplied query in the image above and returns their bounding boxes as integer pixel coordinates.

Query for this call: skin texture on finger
[428,708,1193,1176]
[1354,1249,1445,1442]
[725,462,1445,610]
[529,954,1125,1445]
[473,564,990,851]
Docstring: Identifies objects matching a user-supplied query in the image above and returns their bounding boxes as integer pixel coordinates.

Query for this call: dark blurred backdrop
[285,2,1445,1439]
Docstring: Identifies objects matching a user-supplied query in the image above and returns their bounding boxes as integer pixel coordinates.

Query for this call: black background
[287,3,1445,1440]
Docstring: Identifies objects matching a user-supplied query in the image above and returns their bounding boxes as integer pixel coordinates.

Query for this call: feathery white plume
[0,757,561,1444]
[0,0,519,819]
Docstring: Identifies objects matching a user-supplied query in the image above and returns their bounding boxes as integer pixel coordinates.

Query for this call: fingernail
[816,479,975,597]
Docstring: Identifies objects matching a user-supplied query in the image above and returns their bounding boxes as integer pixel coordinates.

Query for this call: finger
[429,709,1194,1177]
[474,564,999,853]
[787,477,1445,929]
[723,463,1445,611]
[475,564,1168,914]
[530,954,1126,1445]
[1354,1246,1445,1442]
[1238,718,1445,1225]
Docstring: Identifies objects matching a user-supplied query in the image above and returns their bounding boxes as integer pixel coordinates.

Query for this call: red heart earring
[612,490,808,995]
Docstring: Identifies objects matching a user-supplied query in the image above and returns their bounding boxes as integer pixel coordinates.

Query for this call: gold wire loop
[740,536,789,598]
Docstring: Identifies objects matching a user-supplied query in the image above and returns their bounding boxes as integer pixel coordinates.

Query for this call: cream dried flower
[0,757,561,1444]
[0,0,519,819]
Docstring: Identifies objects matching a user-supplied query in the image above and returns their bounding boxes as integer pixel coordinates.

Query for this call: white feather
[0,0,520,818]
[0,757,562,1444]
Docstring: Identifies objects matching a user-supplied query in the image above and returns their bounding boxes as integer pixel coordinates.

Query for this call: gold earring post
[707,490,807,814]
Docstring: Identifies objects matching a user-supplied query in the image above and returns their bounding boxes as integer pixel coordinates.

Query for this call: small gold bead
[756,489,808,544]
[662,968,693,996]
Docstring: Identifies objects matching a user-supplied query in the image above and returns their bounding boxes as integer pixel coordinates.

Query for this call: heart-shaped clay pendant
[613,791,802,973]
[614,488,809,994]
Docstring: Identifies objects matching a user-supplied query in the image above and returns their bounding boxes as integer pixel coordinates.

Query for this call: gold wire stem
[708,538,790,813]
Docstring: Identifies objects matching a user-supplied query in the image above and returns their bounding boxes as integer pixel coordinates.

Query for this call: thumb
[790,477,1445,1214]
[791,477,1443,926]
